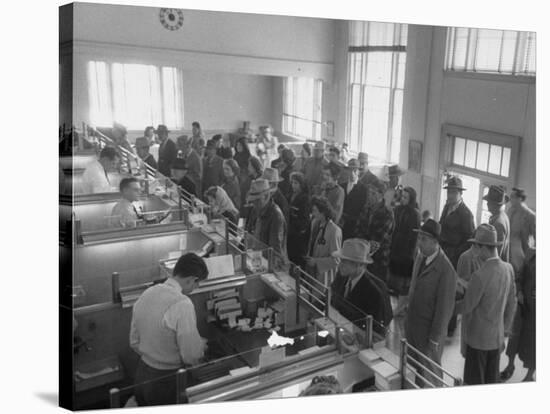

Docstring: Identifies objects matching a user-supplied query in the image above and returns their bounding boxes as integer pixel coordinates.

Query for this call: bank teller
[130,253,209,406]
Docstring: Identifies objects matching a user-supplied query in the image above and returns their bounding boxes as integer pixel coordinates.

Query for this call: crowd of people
[105,121,535,388]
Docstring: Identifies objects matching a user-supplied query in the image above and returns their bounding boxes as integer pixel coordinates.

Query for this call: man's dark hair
[173,253,209,280]
[99,146,120,161]
[329,146,340,156]
[192,121,201,129]
[311,195,336,222]
[212,134,222,142]
[512,187,527,202]
[119,177,139,192]
[323,162,341,180]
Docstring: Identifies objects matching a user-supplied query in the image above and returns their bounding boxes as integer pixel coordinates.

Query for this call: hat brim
[482,195,507,204]
[332,251,373,264]
[467,237,503,247]
[246,190,270,202]
[413,229,439,240]
[443,185,466,191]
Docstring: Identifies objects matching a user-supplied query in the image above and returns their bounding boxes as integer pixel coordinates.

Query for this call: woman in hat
[204,186,240,226]
[258,125,279,166]
[287,172,311,268]
[135,137,158,170]
[388,186,421,315]
[221,159,241,211]
[304,196,342,285]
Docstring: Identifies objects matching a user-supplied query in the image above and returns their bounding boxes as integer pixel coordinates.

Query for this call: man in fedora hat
[202,139,225,192]
[341,154,381,240]
[356,180,394,282]
[331,238,393,332]
[321,163,345,224]
[439,175,476,269]
[483,185,511,262]
[500,187,536,381]
[171,157,197,197]
[461,224,516,385]
[303,141,329,196]
[278,148,298,201]
[156,124,177,177]
[245,178,288,265]
[405,219,457,387]
[176,135,202,197]
[261,167,289,224]
[135,137,158,170]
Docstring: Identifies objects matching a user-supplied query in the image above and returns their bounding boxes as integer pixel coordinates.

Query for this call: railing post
[364,315,373,348]
[335,324,342,354]
[178,193,183,222]
[400,339,407,389]
[176,368,187,404]
[295,268,301,324]
[225,218,230,255]
[324,286,330,318]
[109,388,120,408]
[112,272,120,304]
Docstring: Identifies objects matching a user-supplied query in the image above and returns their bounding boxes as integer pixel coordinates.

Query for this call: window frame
[87,60,184,130]
[344,21,407,163]
[282,77,323,140]
[444,27,536,78]
[438,123,522,222]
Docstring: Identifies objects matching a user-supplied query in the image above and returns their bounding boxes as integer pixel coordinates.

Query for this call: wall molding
[69,39,334,82]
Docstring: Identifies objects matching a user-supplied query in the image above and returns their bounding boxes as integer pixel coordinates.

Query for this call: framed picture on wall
[408,140,423,173]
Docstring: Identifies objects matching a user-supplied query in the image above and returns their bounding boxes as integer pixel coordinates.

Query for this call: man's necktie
[344,278,353,298]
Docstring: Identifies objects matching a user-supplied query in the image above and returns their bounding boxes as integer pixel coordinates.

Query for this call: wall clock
[159,8,184,31]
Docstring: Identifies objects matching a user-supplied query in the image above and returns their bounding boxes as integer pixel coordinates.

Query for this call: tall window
[88,61,184,129]
[445,28,536,76]
[346,21,407,163]
[283,77,323,140]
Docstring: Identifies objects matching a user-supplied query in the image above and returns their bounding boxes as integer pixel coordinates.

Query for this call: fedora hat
[468,223,503,247]
[262,167,283,183]
[332,238,374,264]
[358,152,369,163]
[171,158,189,171]
[135,137,151,148]
[247,179,272,201]
[155,124,170,134]
[387,164,405,177]
[314,141,326,151]
[483,185,509,205]
[443,176,466,191]
[414,219,441,240]
[347,158,359,169]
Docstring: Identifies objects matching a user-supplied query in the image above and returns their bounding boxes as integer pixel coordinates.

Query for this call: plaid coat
[356,200,395,280]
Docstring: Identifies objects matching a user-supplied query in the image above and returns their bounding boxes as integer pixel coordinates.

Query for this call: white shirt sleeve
[129,313,140,355]
[163,298,205,366]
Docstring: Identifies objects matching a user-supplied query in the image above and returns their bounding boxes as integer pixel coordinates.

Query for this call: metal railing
[399,339,462,389]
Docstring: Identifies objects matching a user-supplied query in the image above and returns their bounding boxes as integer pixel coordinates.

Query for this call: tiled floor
[386,298,530,385]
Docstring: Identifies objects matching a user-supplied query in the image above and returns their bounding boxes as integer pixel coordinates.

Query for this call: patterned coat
[356,200,395,281]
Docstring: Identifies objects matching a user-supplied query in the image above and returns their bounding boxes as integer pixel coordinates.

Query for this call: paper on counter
[204,255,235,279]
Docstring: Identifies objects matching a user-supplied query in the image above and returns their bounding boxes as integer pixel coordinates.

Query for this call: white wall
[69,3,337,137]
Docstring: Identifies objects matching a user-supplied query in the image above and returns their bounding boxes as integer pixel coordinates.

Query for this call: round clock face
[159,8,184,31]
